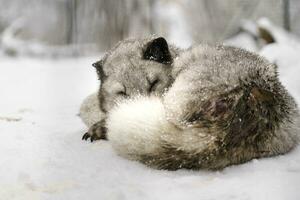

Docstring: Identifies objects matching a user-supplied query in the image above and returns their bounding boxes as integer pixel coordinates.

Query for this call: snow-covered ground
[1,27,300,200]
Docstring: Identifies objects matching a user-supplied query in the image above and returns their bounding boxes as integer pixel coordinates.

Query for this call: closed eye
[148,78,160,93]
[117,91,127,96]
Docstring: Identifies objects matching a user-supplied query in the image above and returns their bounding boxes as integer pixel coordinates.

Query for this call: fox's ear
[92,60,106,81]
[143,37,172,64]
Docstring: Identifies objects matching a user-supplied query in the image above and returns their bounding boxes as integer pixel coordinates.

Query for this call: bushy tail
[107,96,173,158]
[106,96,218,170]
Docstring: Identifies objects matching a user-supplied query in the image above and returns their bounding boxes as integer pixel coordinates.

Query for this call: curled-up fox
[81,36,300,170]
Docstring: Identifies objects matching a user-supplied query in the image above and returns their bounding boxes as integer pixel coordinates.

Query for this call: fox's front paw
[82,120,107,142]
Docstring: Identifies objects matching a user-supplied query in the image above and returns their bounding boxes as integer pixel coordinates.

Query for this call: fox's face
[93,37,180,113]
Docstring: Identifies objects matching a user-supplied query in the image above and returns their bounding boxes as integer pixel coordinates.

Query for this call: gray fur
[82,36,182,141]
[139,44,300,170]
[82,37,299,170]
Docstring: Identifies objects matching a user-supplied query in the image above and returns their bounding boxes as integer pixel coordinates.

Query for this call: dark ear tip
[92,60,103,68]
[153,37,167,43]
[143,37,172,64]
[93,60,106,81]
[151,37,169,50]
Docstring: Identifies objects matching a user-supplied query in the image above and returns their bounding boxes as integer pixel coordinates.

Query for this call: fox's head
[93,37,181,113]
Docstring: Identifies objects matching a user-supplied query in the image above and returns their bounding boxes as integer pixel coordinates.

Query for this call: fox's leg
[82,119,107,142]
[79,92,107,142]
[79,92,103,127]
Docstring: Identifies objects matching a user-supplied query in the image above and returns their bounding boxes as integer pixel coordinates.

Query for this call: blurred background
[1,2,300,199]
[0,0,299,57]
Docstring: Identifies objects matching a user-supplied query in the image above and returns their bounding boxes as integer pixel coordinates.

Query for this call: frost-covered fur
[107,96,177,158]
[107,96,218,163]
[106,44,300,170]
[80,38,300,170]
[81,36,182,141]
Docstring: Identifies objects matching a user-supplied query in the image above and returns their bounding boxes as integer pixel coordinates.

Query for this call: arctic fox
[81,37,181,141]
[106,42,300,170]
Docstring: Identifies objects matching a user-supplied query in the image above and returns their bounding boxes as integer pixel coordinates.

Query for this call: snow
[0,19,100,58]
[154,1,192,48]
[1,24,300,200]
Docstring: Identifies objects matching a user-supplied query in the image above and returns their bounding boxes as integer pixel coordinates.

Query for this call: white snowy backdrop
[0,1,300,200]
[1,0,300,55]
